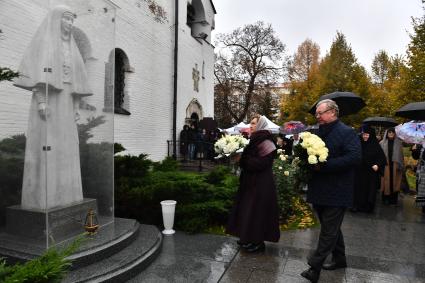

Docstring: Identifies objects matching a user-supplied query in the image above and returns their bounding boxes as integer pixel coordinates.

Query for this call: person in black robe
[352,126,387,213]
[179,125,190,161]
[226,115,280,253]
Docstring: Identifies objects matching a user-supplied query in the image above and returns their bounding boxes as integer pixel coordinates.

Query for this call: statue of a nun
[14,5,92,210]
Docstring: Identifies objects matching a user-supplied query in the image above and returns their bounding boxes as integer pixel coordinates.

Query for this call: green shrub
[115,163,239,233]
[0,236,82,283]
[152,156,179,172]
[273,153,302,221]
[115,154,152,180]
[204,165,232,185]
[114,143,126,154]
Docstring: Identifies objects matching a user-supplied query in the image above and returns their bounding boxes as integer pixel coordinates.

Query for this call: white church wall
[0,0,215,161]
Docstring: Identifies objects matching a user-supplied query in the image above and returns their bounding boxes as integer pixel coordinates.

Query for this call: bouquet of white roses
[214,134,249,159]
[293,131,328,182]
[299,132,328,164]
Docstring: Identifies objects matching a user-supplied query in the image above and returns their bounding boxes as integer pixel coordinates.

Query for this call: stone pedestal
[6,198,97,243]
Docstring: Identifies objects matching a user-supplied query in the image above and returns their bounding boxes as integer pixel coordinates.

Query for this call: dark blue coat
[307,120,362,207]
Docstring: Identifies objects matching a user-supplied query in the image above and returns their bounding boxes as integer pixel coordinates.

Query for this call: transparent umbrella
[395,121,425,146]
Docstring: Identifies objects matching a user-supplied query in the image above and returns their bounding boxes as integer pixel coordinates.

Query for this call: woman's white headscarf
[255,116,270,132]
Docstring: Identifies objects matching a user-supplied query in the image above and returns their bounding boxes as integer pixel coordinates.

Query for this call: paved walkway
[128,193,425,282]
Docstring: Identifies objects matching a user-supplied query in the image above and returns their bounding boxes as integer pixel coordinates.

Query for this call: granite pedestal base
[5,198,97,244]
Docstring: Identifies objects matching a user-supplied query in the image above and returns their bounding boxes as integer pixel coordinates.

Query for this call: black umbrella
[395,101,425,121]
[362,117,398,127]
[309,91,366,116]
[199,117,218,131]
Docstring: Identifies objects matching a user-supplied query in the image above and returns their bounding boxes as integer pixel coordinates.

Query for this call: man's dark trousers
[308,205,346,270]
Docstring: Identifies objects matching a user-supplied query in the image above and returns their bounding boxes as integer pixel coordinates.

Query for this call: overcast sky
[212,0,423,71]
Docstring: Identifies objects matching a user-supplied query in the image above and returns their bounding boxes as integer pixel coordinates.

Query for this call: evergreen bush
[115,165,238,233]
[0,236,82,283]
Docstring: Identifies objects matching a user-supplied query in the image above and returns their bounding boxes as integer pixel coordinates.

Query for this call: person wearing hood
[352,125,387,213]
[379,128,404,205]
[226,114,280,253]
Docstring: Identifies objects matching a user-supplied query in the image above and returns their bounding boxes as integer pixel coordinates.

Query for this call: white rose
[308,155,318,164]
[277,149,283,154]
[307,147,316,156]
[284,171,290,176]
[318,155,327,162]
[280,155,286,161]
[278,166,283,170]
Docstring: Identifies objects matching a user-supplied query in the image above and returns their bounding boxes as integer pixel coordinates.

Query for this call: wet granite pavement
[128,193,425,282]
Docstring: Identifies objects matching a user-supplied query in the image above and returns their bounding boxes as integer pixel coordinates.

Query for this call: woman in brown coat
[380,128,404,205]
[226,115,280,252]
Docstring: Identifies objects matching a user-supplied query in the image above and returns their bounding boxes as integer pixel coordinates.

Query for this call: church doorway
[185,98,203,128]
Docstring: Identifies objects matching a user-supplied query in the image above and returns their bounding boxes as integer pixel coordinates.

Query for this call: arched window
[104,48,132,115]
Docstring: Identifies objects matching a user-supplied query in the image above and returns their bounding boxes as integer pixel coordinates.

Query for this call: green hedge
[115,160,238,233]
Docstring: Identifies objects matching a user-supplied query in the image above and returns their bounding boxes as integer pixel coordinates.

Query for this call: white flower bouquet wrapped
[292,131,329,182]
[299,132,328,164]
[214,134,249,159]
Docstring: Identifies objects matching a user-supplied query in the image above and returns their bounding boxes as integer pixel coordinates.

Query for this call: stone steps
[0,218,162,282]
[64,223,162,283]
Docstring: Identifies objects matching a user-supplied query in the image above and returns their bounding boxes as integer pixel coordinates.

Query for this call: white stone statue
[14,5,92,210]
[192,63,200,92]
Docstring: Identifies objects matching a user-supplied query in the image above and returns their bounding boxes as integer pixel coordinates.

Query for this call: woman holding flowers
[226,115,280,253]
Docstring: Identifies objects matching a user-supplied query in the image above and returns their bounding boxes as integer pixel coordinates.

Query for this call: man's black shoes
[300,268,320,283]
[322,261,347,270]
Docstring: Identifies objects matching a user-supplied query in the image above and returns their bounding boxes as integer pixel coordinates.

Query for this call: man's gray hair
[316,99,339,117]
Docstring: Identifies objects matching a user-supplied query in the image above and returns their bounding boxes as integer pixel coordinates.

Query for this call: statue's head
[48,5,76,39]
[61,11,75,35]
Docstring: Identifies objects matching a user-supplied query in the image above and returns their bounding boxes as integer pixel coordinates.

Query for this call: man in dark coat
[301,99,361,283]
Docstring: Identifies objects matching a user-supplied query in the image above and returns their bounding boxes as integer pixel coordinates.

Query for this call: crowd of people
[178,101,424,283]
[218,99,424,283]
[179,124,221,161]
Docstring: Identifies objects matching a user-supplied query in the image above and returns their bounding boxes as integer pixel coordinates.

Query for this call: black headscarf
[360,125,387,173]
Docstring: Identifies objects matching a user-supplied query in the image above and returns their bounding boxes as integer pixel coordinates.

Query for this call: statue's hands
[38,102,50,120]
[74,111,80,122]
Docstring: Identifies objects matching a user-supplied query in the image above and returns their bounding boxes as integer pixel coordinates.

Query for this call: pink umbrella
[395,121,425,146]
[280,121,306,135]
